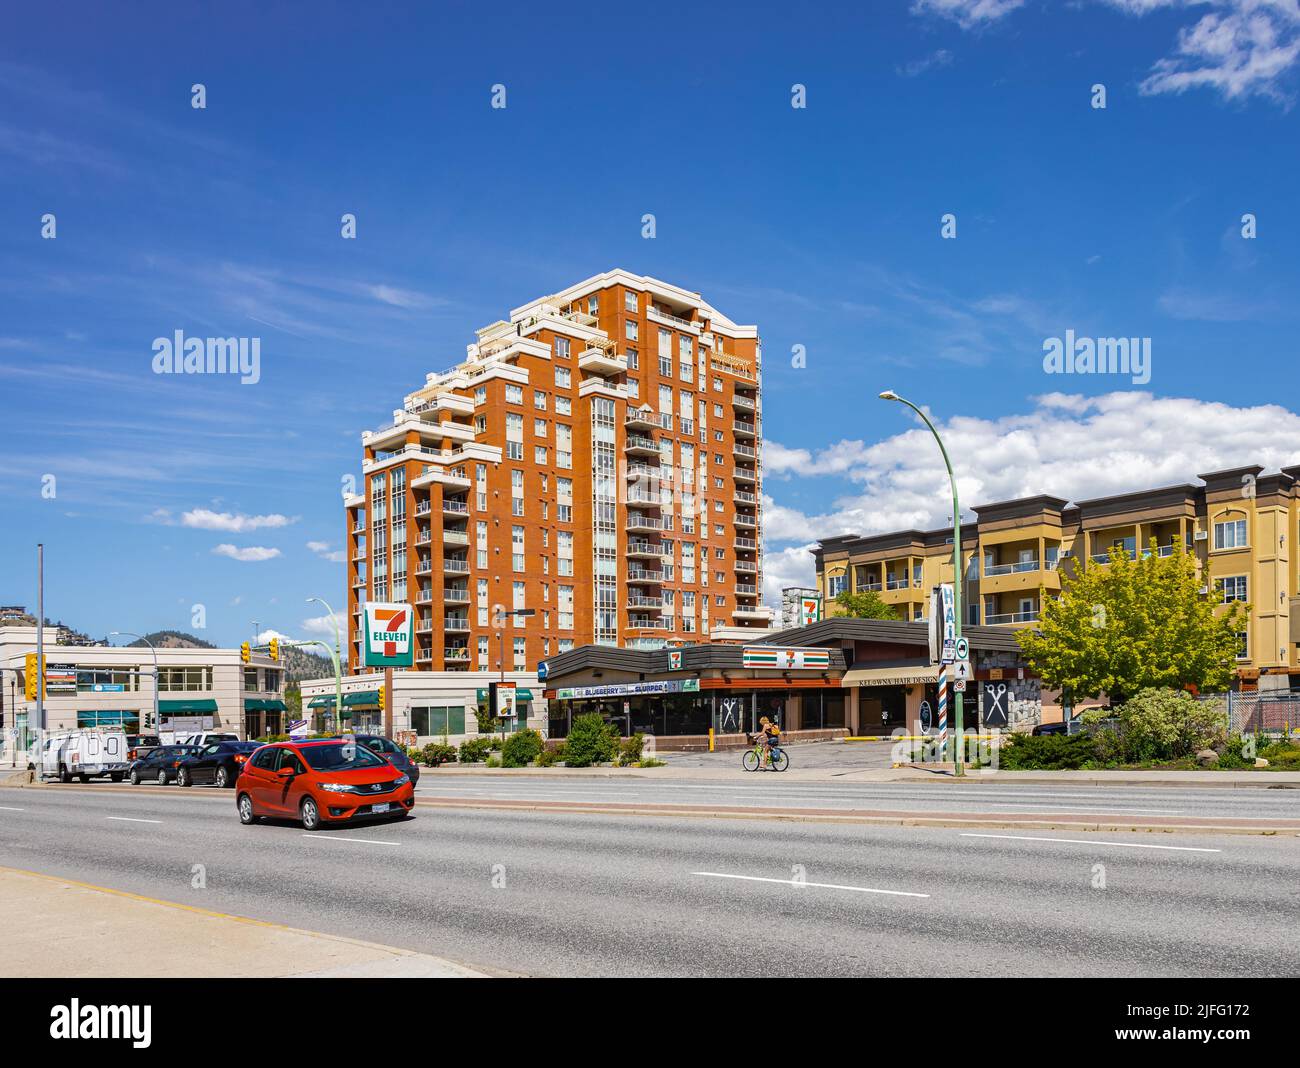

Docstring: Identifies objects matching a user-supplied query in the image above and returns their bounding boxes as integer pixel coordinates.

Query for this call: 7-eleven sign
[363,602,414,667]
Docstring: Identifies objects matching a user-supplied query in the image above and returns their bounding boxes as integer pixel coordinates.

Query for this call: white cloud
[183,508,296,533]
[303,613,345,639]
[762,543,822,606]
[762,391,1300,559]
[307,540,346,563]
[254,628,293,644]
[212,543,281,562]
[898,49,955,77]
[911,0,1025,29]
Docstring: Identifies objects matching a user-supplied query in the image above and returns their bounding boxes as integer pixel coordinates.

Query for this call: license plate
[371,802,390,813]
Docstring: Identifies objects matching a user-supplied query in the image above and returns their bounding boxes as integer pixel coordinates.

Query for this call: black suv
[128,744,200,785]
[176,741,261,788]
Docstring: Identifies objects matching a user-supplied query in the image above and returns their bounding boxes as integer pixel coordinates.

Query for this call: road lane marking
[960,833,1220,853]
[302,834,399,846]
[691,871,929,898]
[105,816,163,824]
[0,806,25,812]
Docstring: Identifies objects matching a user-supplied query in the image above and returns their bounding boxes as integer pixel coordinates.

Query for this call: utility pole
[35,543,44,737]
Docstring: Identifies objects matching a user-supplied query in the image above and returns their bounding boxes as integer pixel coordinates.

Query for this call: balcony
[626,567,663,584]
[734,514,757,528]
[442,499,469,516]
[647,306,697,330]
[442,530,469,546]
[735,583,758,596]
[444,616,470,632]
[625,407,657,431]
[627,616,666,630]
[415,649,433,664]
[712,355,756,381]
[626,462,660,480]
[733,607,771,621]
[414,503,431,517]
[885,576,910,591]
[730,392,757,411]
[626,513,663,532]
[733,466,757,484]
[734,443,757,460]
[735,561,758,573]
[734,489,756,505]
[626,593,662,609]
[733,421,757,439]
[579,346,628,376]
[415,589,433,604]
[415,560,432,576]
[626,489,662,507]
[444,645,470,661]
[627,539,661,558]
[416,617,433,634]
[734,535,757,550]
[625,434,659,455]
[443,558,470,574]
[443,588,470,604]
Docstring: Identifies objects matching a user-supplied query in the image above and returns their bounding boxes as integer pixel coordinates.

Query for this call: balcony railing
[734,443,757,459]
[415,589,433,604]
[984,559,1040,577]
[627,617,666,630]
[626,568,663,583]
[648,306,695,329]
[441,499,468,515]
[734,490,756,504]
[444,616,470,632]
[625,434,658,452]
[443,589,470,603]
[733,421,757,437]
[443,559,470,574]
[626,514,663,530]
[625,462,660,479]
[886,577,909,590]
[444,646,470,659]
[735,583,758,595]
[442,530,470,545]
[734,536,757,550]
[985,611,1039,625]
[734,514,757,528]
[627,539,660,556]
[626,490,662,506]
[735,561,757,573]
[627,594,662,609]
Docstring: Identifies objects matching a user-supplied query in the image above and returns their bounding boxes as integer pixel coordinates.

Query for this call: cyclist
[756,716,781,767]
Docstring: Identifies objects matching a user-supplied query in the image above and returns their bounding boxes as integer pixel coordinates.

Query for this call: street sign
[982,681,1009,727]
[919,699,932,735]
[363,602,414,668]
[955,636,969,661]
[932,584,957,662]
[952,659,973,682]
[954,680,967,693]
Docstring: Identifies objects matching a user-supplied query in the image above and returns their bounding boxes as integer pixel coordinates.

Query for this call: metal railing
[984,610,1039,625]
[984,559,1040,577]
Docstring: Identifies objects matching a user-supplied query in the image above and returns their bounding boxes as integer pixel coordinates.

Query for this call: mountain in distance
[126,630,334,684]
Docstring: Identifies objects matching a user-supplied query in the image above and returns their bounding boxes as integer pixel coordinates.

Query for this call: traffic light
[268,638,279,661]
[378,685,386,709]
[24,652,43,701]
[240,642,251,664]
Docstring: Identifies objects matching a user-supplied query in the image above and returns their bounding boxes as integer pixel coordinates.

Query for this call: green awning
[159,699,219,714]
[342,691,380,708]
[306,695,337,709]
[262,699,287,712]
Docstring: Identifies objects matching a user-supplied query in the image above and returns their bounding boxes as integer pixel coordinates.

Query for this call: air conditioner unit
[1198,585,1209,596]
[1193,530,1208,542]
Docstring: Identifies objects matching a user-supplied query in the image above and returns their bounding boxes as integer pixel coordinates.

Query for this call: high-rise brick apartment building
[343,270,770,677]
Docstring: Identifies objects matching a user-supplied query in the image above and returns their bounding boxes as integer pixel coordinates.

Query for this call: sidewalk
[0,866,492,978]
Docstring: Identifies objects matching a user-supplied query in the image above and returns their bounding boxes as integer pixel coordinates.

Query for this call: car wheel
[300,796,322,831]
[110,772,124,782]
[78,774,90,784]
[215,767,230,789]
[59,765,72,784]
[130,770,141,786]
[157,768,169,785]
[177,768,191,787]
[237,793,258,825]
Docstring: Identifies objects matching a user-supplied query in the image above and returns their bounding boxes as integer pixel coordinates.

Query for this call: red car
[235,739,415,830]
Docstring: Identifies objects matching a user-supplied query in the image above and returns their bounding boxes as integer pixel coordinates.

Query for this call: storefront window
[76,710,141,733]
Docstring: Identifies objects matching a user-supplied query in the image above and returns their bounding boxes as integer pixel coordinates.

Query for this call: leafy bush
[536,742,566,767]
[1214,734,1255,769]
[564,713,619,768]
[997,732,1099,770]
[617,733,645,767]
[1260,741,1300,769]
[485,755,501,768]
[1113,688,1225,762]
[637,758,666,768]
[420,742,458,767]
[458,737,494,764]
[502,729,544,768]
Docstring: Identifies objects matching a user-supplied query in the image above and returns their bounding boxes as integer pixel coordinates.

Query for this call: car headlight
[393,774,410,787]
[318,782,354,794]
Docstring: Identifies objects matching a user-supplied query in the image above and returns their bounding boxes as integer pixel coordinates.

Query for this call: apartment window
[625,320,638,342]
[475,414,487,434]
[588,296,598,317]
[554,337,570,359]
[1218,576,1248,603]
[627,378,639,399]
[534,446,548,465]
[513,637,527,672]
[1236,632,1250,659]
[505,384,523,405]
[555,396,571,415]
[829,573,846,597]
[558,585,575,630]
[624,290,638,312]
[555,367,571,388]
[534,418,547,437]
[512,525,525,572]
[533,390,547,410]
[513,580,526,610]
[1214,519,1248,550]
[477,636,490,670]
[474,386,487,405]
[556,424,572,469]
[626,348,639,370]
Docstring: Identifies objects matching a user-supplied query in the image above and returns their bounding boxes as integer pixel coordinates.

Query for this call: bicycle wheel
[742,749,760,772]
[770,747,789,772]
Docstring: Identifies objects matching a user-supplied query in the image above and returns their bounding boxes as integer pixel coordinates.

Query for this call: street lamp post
[879,390,967,776]
[109,631,159,736]
[305,597,343,732]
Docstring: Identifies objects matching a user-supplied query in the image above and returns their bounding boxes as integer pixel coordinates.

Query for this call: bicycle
[742,737,789,772]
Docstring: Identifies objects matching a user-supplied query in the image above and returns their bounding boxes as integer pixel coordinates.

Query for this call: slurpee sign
[363,602,414,667]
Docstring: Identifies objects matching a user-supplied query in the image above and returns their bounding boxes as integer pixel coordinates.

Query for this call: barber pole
[937,668,950,759]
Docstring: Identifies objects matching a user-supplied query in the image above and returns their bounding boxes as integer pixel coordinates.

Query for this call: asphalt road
[2,784,1298,977]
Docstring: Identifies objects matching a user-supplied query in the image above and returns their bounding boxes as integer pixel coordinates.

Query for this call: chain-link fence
[1198,691,1300,737]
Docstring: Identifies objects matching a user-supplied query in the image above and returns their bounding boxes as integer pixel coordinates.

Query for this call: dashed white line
[0,806,26,812]
[302,834,400,846]
[960,833,1220,853]
[105,816,163,824]
[692,871,929,898]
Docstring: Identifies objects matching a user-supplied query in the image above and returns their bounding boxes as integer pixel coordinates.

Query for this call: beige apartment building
[344,270,772,680]
[814,464,1300,688]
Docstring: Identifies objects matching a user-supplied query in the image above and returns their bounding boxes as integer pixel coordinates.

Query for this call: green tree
[1017,537,1247,704]
[832,589,899,620]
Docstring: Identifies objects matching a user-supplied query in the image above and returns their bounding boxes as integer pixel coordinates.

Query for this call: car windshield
[300,742,386,771]
[359,737,398,755]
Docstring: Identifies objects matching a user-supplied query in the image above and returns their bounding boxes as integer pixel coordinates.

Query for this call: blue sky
[3,0,1299,647]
